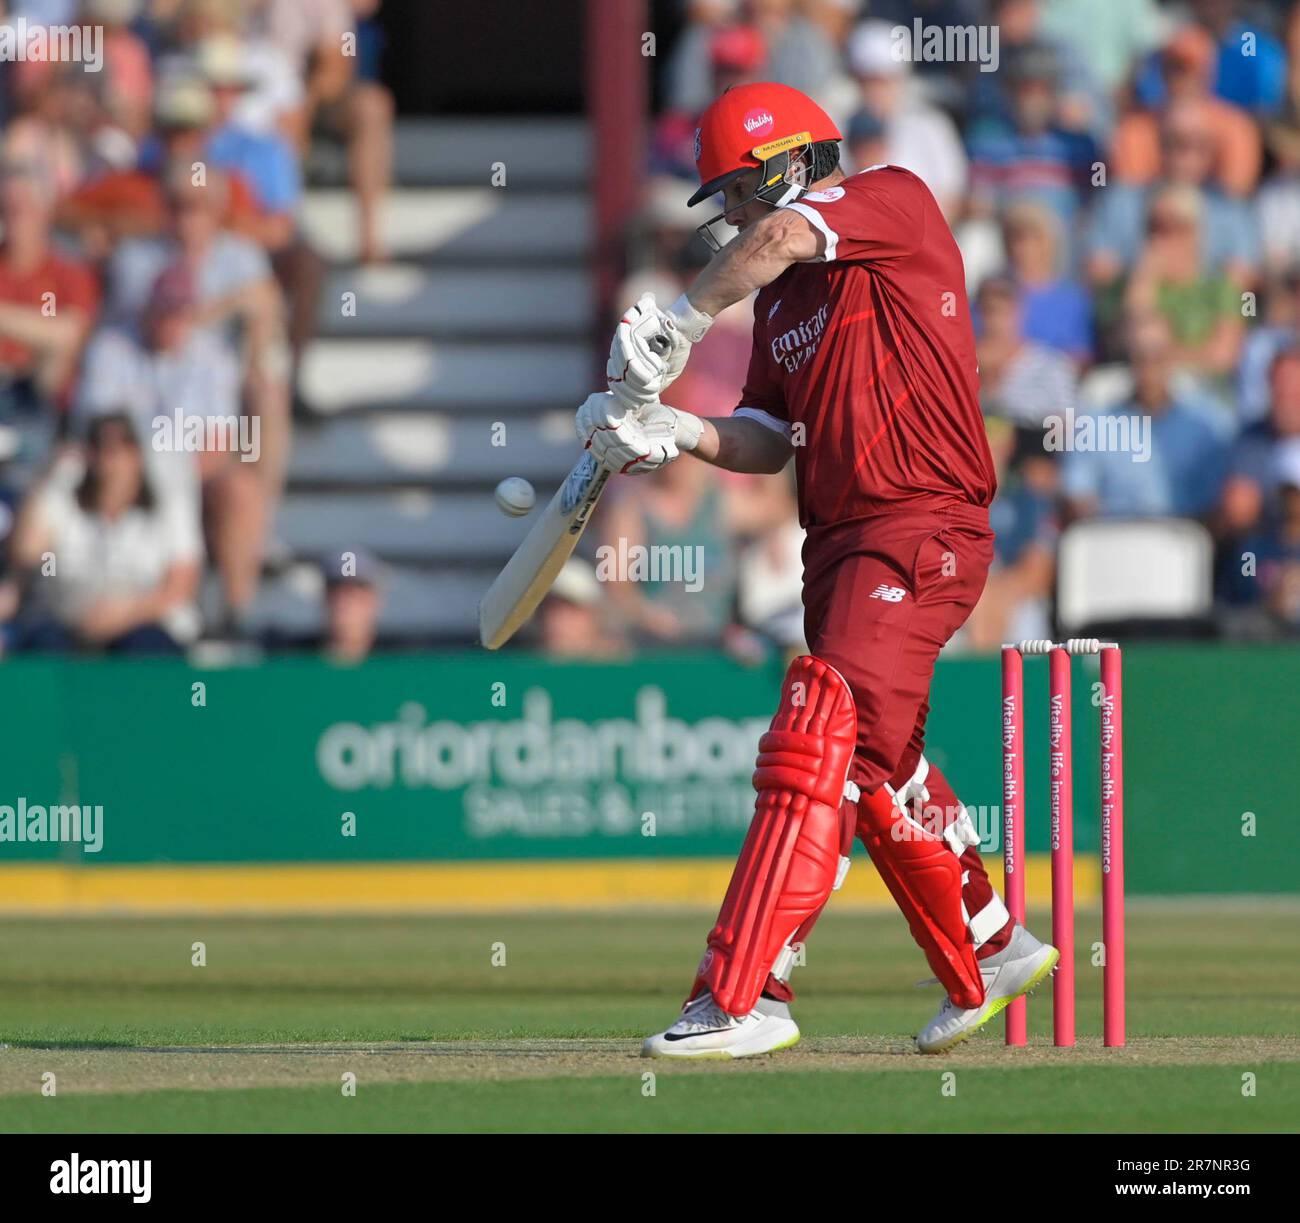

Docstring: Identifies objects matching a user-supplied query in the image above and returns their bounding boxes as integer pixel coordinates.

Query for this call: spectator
[79,258,240,430]
[0,420,22,568]
[1121,184,1245,382]
[1088,98,1261,294]
[1220,347,1300,541]
[251,0,394,263]
[77,260,264,622]
[968,0,1110,140]
[1218,451,1300,635]
[1111,24,1262,198]
[843,20,968,219]
[321,548,384,663]
[0,159,100,472]
[1038,0,1164,99]
[197,34,323,379]
[966,417,1058,651]
[802,0,859,64]
[848,0,983,112]
[4,57,135,193]
[195,36,302,250]
[966,42,1098,231]
[55,75,263,259]
[1062,315,1229,520]
[668,0,847,117]
[731,468,805,651]
[844,107,887,175]
[1132,0,1287,117]
[1237,271,1300,426]
[0,410,201,653]
[663,1,740,114]
[92,170,288,626]
[975,275,1078,428]
[100,166,287,462]
[599,450,736,647]
[85,0,156,144]
[156,0,304,139]
[538,558,622,659]
[1256,107,1300,276]
[1000,200,1093,363]
[1244,461,1300,632]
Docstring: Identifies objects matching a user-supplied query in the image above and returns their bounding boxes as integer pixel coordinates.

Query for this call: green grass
[0,903,1296,1131]
[3,1066,1294,1134]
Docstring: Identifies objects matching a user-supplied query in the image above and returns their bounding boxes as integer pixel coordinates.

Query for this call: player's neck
[811,168,846,193]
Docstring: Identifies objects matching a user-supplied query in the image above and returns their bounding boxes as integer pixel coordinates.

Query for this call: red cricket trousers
[800,499,1010,957]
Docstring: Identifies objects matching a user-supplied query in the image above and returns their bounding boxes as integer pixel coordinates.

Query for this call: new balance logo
[869,584,907,603]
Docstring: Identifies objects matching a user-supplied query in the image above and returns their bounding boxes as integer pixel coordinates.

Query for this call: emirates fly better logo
[770,302,831,373]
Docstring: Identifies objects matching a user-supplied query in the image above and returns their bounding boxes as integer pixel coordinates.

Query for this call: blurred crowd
[0,0,391,658]
[556,0,1300,659]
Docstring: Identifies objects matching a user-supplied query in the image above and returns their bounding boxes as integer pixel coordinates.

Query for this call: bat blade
[478,451,610,650]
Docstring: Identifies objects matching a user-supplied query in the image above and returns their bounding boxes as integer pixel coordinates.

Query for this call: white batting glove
[574,391,703,475]
[607,292,713,411]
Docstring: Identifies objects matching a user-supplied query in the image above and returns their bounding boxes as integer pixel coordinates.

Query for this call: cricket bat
[478,450,611,649]
[478,333,671,650]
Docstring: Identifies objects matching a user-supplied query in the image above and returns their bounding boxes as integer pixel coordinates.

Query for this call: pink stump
[1101,646,1126,1047]
[1049,646,1075,1046]
[1001,647,1026,1045]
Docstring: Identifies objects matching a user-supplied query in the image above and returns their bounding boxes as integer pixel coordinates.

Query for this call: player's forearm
[690,415,792,474]
[686,210,819,317]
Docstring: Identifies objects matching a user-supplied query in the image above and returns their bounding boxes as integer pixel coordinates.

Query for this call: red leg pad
[691,656,857,1016]
[856,787,985,1009]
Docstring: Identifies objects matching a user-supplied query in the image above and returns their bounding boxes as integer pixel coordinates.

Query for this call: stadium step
[275,489,545,563]
[314,265,592,338]
[300,187,590,264]
[248,560,491,641]
[288,411,576,486]
[298,338,592,415]
[272,114,596,643]
[308,116,588,188]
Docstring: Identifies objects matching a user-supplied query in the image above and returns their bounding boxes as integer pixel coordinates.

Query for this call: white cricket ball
[494,476,536,517]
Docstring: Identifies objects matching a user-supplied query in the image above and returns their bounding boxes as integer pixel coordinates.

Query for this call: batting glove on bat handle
[644,336,702,451]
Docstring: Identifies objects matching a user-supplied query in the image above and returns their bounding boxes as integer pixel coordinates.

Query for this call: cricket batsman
[575,82,1058,1056]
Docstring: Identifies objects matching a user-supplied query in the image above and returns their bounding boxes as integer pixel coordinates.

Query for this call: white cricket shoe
[641,991,801,1059]
[915,924,1059,1054]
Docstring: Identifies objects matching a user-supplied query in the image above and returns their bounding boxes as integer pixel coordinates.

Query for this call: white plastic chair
[1056,518,1215,633]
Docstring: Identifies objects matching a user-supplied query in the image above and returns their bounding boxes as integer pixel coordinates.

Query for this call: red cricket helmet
[688,81,842,249]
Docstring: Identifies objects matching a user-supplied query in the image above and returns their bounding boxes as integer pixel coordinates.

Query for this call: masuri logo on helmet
[688,81,842,251]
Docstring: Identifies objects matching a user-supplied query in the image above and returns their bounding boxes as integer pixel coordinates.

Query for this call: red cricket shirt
[733,165,995,531]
